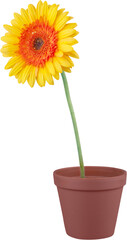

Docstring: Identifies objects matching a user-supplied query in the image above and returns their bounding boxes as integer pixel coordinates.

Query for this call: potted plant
[1,1,126,239]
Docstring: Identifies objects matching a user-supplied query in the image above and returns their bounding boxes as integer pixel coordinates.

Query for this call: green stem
[61,71,85,178]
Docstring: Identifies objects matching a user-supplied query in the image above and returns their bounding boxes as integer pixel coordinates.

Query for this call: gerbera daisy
[1,1,79,87]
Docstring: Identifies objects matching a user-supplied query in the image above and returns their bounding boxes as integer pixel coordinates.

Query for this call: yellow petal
[5,56,22,69]
[71,30,79,37]
[46,60,55,75]
[62,66,72,73]
[64,55,74,67]
[1,52,15,57]
[58,43,73,52]
[48,4,58,26]
[53,57,62,73]
[55,50,63,57]
[55,11,68,23]
[37,0,43,19]
[17,69,23,83]
[56,56,72,68]
[56,8,65,18]
[41,1,48,19]
[55,12,68,31]
[1,44,19,53]
[63,23,77,30]
[27,66,36,87]
[28,4,37,23]
[13,13,24,27]
[43,67,54,85]
[58,37,78,45]
[53,72,59,80]
[56,16,72,31]
[67,16,73,21]
[67,50,79,59]
[3,24,21,36]
[15,72,20,80]
[1,34,19,44]
[21,8,30,24]
[11,19,20,28]
[18,65,32,84]
[58,29,76,39]
[37,68,45,87]
[9,60,25,76]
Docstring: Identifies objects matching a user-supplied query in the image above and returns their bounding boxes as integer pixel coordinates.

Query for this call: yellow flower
[1,1,79,87]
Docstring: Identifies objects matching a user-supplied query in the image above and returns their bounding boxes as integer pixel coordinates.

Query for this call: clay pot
[54,166,126,239]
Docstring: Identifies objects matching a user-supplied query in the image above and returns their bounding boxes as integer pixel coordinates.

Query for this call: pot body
[54,166,126,239]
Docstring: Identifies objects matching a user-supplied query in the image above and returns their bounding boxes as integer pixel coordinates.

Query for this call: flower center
[19,19,58,67]
[33,37,44,50]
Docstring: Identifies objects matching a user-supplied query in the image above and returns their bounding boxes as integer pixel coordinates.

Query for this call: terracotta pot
[54,166,126,239]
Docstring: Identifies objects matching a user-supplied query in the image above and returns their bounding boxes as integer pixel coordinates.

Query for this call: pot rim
[54,166,126,191]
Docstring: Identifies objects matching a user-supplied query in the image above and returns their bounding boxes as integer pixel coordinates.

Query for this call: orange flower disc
[19,19,58,67]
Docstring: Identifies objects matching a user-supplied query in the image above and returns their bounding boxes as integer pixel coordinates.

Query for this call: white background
[0,0,127,239]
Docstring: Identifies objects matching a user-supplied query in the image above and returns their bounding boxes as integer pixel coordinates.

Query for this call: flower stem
[61,71,85,178]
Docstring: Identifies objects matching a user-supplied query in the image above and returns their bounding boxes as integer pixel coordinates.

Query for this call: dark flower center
[33,37,44,50]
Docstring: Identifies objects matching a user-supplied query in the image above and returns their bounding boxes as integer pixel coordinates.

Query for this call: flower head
[1,1,79,87]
